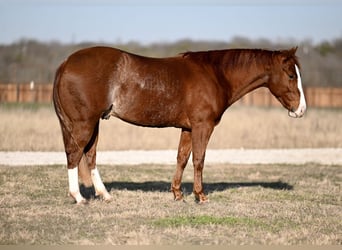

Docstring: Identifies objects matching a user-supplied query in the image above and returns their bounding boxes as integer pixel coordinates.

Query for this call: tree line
[0,37,341,87]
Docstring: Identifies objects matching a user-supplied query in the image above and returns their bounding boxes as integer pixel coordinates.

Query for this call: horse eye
[289,74,295,80]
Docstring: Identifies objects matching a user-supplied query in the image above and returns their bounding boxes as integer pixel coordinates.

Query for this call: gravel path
[0,148,341,166]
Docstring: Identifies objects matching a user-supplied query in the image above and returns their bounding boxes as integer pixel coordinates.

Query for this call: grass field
[0,163,341,244]
[0,103,342,151]
[0,103,341,245]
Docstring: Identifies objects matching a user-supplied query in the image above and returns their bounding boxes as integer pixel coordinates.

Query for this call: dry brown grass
[1,103,341,245]
[0,103,342,151]
[0,163,340,244]
[0,103,341,151]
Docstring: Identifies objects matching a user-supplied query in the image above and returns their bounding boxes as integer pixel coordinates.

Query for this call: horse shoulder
[178,61,228,124]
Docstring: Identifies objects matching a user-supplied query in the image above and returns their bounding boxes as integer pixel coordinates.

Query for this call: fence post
[16,83,19,102]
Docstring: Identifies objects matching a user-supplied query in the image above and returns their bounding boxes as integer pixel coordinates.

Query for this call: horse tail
[53,62,61,108]
[53,60,73,145]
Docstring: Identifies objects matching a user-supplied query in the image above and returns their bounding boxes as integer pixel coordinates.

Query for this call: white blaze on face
[289,64,306,118]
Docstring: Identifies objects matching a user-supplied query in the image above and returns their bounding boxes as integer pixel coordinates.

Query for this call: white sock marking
[91,167,112,201]
[68,167,85,203]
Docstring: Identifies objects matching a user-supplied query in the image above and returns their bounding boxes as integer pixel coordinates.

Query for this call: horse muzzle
[288,104,306,118]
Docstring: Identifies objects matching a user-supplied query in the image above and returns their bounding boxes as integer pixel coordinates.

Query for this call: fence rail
[237,86,342,108]
[0,83,53,103]
[1,83,342,108]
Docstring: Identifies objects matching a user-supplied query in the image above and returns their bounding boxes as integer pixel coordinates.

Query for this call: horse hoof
[172,189,184,201]
[76,199,89,205]
[174,195,183,201]
[198,198,209,205]
[69,192,88,205]
[100,190,112,202]
[174,194,184,201]
[194,193,209,204]
[103,195,113,203]
[174,197,187,203]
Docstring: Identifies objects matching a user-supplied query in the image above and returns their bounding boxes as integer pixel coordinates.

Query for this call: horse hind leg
[68,163,87,204]
[83,121,112,202]
[90,167,112,202]
[59,123,88,204]
[61,120,104,204]
[78,155,92,187]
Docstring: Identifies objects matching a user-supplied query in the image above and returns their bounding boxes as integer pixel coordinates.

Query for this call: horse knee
[177,148,191,167]
[177,154,190,167]
[193,157,204,169]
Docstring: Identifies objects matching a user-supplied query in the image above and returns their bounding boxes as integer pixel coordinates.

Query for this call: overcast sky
[1,0,341,45]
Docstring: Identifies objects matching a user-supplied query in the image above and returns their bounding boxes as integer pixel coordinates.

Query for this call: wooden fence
[1,83,342,108]
[237,86,342,108]
[0,83,53,103]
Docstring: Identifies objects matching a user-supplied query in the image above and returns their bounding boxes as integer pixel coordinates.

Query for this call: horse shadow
[80,180,293,200]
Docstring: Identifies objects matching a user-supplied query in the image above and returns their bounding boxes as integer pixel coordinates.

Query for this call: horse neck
[220,59,271,106]
[184,49,273,106]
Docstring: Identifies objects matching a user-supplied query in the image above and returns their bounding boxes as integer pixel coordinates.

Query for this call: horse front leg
[191,123,214,203]
[171,129,192,201]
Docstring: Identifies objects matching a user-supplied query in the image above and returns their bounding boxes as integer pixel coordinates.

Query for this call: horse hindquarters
[53,84,87,203]
[53,63,111,204]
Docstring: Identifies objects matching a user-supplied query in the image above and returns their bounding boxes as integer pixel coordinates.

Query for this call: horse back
[54,46,226,130]
[54,47,193,128]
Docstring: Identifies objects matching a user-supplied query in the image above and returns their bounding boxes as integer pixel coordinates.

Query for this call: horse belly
[110,84,186,128]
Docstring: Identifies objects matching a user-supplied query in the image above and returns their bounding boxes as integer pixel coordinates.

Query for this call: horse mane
[181,48,300,70]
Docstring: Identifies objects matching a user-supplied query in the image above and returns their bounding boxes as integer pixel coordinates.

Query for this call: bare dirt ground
[0,148,341,166]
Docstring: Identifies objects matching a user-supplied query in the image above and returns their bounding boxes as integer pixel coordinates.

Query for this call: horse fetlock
[171,184,184,201]
[96,189,112,202]
[91,167,112,202]
[69,191,87,205]
[172,190,184,201]
[103,194,113,203]
[194,191,209,204]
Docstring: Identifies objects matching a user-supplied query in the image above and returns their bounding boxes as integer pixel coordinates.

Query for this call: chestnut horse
[53,46,306,204]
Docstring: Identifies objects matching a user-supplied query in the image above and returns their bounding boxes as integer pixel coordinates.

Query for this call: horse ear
[289,46,298,55]
[281,47,298,63]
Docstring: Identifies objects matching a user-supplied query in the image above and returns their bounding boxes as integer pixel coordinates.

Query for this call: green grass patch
[152,215,298,233]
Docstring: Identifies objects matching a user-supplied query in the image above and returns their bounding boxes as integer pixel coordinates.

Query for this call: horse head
[268,47,306,118]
